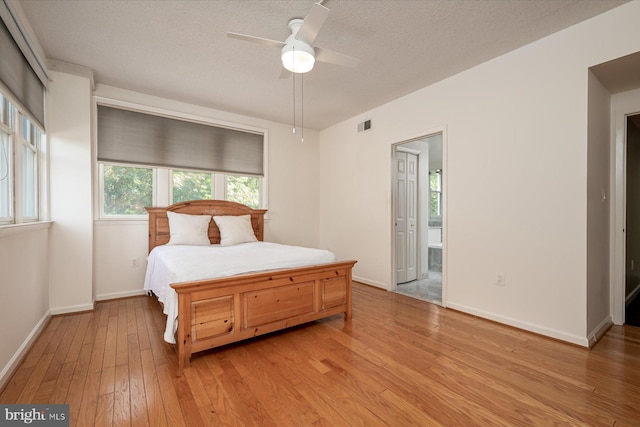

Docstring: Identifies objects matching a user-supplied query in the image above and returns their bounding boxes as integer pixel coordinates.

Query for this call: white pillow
[213,214,258,246]
[166,211,212,245]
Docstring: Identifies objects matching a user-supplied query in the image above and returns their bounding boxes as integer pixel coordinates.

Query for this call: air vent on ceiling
[357,119,372,133]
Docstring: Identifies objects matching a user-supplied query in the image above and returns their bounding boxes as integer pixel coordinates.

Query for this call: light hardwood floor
[2,282,639,426]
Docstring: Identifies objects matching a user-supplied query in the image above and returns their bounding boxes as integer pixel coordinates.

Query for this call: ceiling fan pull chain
[292,45,296,135]
[301,72,304,143]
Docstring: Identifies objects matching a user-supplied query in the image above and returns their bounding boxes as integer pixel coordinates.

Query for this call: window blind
[97,105,264,176]
[0,18,45,129]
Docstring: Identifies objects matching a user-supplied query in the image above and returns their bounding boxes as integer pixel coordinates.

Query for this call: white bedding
[143,241,337,343]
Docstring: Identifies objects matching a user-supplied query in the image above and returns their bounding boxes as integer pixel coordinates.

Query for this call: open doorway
[624,113,640,326]
[613,105,640,326]
[392,132,444,305]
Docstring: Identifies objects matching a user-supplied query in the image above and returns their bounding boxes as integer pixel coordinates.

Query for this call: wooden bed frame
[146,200,357,375]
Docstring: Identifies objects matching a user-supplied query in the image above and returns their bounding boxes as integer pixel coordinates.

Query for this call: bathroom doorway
[392,132,444,305]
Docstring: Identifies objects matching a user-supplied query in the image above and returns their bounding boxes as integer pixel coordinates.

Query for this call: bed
[144,200,357,374]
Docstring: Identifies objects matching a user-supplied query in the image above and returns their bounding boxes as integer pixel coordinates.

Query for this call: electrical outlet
[131,257,139,268]
[496,274,505,286]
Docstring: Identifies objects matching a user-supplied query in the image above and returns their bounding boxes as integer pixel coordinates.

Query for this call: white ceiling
[18,0,628,130]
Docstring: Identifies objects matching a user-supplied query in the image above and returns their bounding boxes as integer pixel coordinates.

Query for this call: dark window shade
[0,18,44,129]
[97,105,264,176]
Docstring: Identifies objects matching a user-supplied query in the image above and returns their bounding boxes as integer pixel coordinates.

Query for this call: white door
[395,149,418,284]
[406,152,418,282]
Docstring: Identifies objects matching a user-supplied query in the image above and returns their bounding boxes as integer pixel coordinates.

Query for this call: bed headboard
[145,200,268,253]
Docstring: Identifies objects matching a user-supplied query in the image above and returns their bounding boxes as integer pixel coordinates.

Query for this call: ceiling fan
[227,1,360,75]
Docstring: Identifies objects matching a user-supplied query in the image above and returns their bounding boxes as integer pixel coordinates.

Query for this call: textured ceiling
[18,0,627,130]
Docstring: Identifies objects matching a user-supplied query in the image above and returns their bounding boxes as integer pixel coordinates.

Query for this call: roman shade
[0,15,45,129]
[97,105,264,176]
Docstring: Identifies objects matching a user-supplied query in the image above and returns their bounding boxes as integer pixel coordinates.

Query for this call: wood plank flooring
[2,282,640,426]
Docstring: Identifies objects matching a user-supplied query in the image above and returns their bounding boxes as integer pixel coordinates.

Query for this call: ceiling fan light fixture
[281,39,315,73]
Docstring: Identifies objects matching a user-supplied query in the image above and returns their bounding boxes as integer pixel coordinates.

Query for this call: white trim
[441,126,448,308]
[0,309,50,391]
[447,302,590,347]
[47,59,95,90]
[94,218,148,226]
[353,275,388,290]
[49,302,94,316]
[95,289,148,302]
[587,316,613,348]
[396,146,421,155]
[0,220,51,238]
[261,130,270,213]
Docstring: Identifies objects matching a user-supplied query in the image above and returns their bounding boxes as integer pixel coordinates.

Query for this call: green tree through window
[430,169,442,217]
[227,175,260,209]
[99,165,263,217]
[172,171,212,204]
[103,165,152,215]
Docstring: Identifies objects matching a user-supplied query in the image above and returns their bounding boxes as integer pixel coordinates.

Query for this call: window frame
[97,163,265,219]
[18,114,40,221]
[0,120,12,223]
[0,91,44,226]
[430,169,443,218]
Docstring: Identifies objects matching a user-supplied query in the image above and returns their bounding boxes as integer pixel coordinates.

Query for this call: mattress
[143,241,337,343]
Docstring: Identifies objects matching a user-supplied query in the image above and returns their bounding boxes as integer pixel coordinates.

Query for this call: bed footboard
[172,260,357,374]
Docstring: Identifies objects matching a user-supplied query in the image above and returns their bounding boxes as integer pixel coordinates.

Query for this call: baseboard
[587,316,613,348]
[49,302,94,315]
[625,283,640,306]
[95,289,148,301]
[446,302,590,347]
[353,276,389,290]
[0,310,51,392]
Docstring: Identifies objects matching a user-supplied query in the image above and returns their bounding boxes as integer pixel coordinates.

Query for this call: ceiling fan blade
[315,47,361,68]
[227,32,286,49]
[295,2,330,44]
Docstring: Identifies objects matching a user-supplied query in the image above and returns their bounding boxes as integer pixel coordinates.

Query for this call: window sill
[0,221,53,238]
[94,218,148,225]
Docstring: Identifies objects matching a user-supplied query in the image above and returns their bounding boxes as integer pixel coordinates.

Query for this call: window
[0,127,11,220]
[172,170,212,204]
[98,164,263,218]
[0,92,43,225]
[170,170,260,208]
[102,164,153,216]
[21,116,39,219]
[430,169,443,217]
[96,105,265,218]
[226,175,260,209]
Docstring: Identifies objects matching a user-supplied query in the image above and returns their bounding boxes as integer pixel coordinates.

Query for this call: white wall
[0,225,50,389]
[586,71,611,342]
[318,1,640,345]
[48,71,94,313]
[92,85,322,299]
[94,220,149,300]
